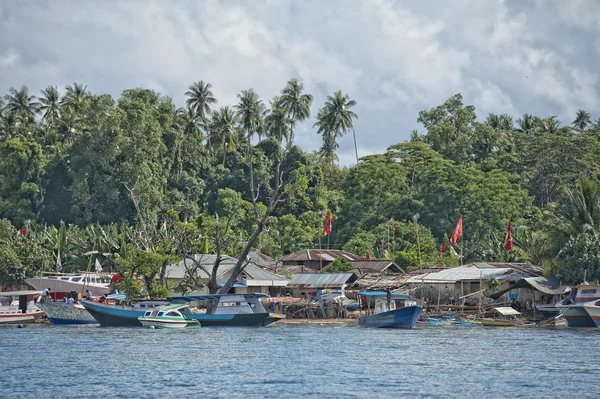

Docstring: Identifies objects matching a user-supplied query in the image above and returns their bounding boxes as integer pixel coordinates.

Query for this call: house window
[470,282,480,292]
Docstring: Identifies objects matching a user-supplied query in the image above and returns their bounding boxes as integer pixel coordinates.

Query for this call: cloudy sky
[1,0,599,164]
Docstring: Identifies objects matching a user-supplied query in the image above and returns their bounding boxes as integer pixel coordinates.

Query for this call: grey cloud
[0,0,598,164]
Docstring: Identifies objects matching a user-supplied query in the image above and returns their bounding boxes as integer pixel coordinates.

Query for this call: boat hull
[37,302,97,325]
[559,306,596,327]
[81,300,272,327]
[476,318,524,327]
[0,313,43,324]
[139,318,200,329]
[358,305,422,328]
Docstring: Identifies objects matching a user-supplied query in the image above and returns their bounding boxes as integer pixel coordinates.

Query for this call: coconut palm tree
[279,78,313,147]
[39,86,61,123]
[234,89,265,145]
[572,109,591,131]
[516,114,535,134]
[185,81,217,123]
[178,105,202,137]
[61,83,89,111]
[4,85,41,118]
[264,96,291,144]
[209,106,241,165]
[317,128,339,164]
[313,90,358,163]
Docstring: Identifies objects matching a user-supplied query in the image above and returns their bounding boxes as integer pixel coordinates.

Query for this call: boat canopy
[169,293,270,303]
[358,291,412,299]
[0,290,41,296]
[494,307,521,316]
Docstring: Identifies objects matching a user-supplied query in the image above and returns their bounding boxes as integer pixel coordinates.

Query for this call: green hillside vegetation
[1,81,600,292]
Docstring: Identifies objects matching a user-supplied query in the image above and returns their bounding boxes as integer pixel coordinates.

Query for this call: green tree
[314,90,358,164]
[4,85,41,119]
[39,86,61,123]
[279,78,313,147]
[265,96,291,145]
[185,80,217,123]
[572,109,591,131]
[417,93,476,163]
[327,257,353,272]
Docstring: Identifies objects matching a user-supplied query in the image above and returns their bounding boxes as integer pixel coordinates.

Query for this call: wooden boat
[81,294,279,327]
[475,307,525,327]
[555,285,600,327]
[37,301,98,325]
[138,304,200,329]
[25,272,113,297]
[0,291,45,324]
[358,291,422,329]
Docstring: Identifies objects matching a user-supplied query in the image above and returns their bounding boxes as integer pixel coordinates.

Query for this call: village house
[287,272,358,298]
[407,262,559,308]
[164,254,289,295]
[278,249,365,272]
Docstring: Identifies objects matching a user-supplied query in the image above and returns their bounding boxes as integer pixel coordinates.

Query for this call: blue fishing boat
[81,293,280,327]
[358,291,422,329]
[37,301,98,325]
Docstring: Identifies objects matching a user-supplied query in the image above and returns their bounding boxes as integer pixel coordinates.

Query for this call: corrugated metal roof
[288,272,358,288]
[407,265,511,283]
[165,255,242,279]
[279,249,365,262]
[349,260,404,274]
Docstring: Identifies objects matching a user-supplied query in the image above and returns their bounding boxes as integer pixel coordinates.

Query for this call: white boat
[0,291,45,324]
[556,284,600,327]
[138,304,201,329]
[25,272,113,296]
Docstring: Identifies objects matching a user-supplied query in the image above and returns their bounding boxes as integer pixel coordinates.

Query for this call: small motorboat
[138,304,201,329]
[475,307,525,327]
[358,291,422,329]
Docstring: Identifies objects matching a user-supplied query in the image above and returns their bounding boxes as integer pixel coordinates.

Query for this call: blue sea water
[1,323,599,399]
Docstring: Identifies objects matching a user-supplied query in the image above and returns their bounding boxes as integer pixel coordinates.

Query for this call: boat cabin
[359,291,418,315]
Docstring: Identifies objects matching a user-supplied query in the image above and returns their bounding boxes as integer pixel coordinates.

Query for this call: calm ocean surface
[1,323,599,399]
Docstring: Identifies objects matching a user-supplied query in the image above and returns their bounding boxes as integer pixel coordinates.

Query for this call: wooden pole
[415,220,422,268]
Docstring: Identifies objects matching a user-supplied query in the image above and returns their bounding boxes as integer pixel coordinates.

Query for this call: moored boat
[555,285,600,327]
[37,301,98,325]
[26,272,113,297]
[81,293,278,327]
[358,291,422,329]
[0,291,45,324]
[138,304,201,329]
[475,307,525,327]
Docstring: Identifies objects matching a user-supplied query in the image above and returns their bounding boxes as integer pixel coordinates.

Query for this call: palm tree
[516,114,535,134]
[264,96,291,144]
[279,78,313,147]
[185,81,217,123]
[535,116,563,135]
[61,83,89,110]
[317,128,339,164]
[572,109,591,131]
[178,105,202,137]
[209,106,241,165]
[313,90,358,163]
[546,178,600,257]
[234,89,265,145]
[39,86,61,123]
[4,85,41,118]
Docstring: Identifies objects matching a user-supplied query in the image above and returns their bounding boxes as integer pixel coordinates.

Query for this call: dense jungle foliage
[1,79,600,290]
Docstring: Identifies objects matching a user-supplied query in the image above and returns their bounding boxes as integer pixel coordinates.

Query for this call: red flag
[450,216,463,245]
[18,227,27,236]
[366,251,371,260]
[441,243,447,252]
[505,220,513,251]
[389,217,396,232]
[323,211,332,236]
